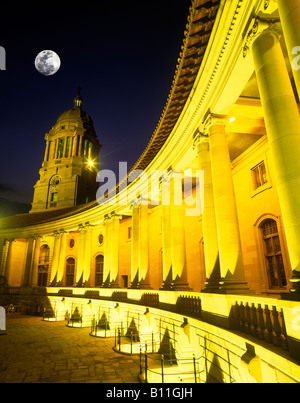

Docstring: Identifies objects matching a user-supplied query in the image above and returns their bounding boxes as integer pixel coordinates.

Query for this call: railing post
[265,305,273,344]
[272,306,282,347]
[193,354,197,384]
[118,328,121,351]
[161,355,164,384]
[257,304,265,341]
[145,353,148,383]
[140,346,143,375]
[131,331,133,355]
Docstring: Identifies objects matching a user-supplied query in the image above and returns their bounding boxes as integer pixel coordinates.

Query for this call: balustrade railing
[234,301,288,351]
[177,295,201,318]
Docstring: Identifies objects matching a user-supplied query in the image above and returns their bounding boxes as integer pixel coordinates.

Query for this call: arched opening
[38,245,50,287]
[259,219,287,289]
[95,255,104,287]
[66,258,76,287]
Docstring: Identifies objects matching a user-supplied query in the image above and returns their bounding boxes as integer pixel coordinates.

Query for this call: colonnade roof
[0,0,221,230]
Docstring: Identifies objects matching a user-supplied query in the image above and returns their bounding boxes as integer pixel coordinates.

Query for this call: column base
[170,281,191,292]
[202,279,221,293]
[160,281,173,291]
[288,272,300,296]
[218,279,253,295]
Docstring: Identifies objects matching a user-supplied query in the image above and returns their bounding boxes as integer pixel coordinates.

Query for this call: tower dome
[30,90,102,213]
[54,88,97,137]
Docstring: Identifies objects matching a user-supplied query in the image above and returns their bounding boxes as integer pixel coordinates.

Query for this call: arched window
[66,258,75,287]
[260,219,287,289]
[95,255,104,287]
[38,245,50,287]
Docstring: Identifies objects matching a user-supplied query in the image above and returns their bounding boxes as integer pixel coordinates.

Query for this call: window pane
[261,219,287,289]
[260,163,267,185]
[57,137,65,159]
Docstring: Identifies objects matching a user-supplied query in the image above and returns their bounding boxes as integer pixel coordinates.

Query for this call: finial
[74,87,83,108]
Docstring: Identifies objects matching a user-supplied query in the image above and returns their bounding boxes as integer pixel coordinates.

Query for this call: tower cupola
[30,90,102,213]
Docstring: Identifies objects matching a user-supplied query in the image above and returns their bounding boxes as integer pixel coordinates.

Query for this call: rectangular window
[65,137,71,157]
[57,137,65,159]
[51,193,58,202]
[128,227,132,240]
[252,161,268,190]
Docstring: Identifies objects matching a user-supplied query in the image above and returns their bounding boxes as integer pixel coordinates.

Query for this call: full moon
[35,50,61,76]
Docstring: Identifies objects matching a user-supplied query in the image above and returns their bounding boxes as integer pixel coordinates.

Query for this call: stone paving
[0,315,141,383]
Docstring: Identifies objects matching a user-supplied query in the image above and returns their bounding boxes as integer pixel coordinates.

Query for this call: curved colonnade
[1,0,300,383]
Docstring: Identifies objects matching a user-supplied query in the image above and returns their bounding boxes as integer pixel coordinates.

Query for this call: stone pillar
[50,231,61,286]
[0,237,6,277]
[22,237,34,287]
[194,134,220,291]
[138,203,151,289]
[160,178,172,290]
[57,231,67,286]
[83,225,92,287]
[252,29,300,295]
[72,135,78,157]
[169,171,190,291]
[130,204,140,288]
[78,135,83,157]
[103,216,112,287]
[206,113,249,293]
[4,240,14,285]
[277,0,300,96]
[30,236,42,287]
[44,140,50,162]
[110,214,121,288]
[76,224,86,287]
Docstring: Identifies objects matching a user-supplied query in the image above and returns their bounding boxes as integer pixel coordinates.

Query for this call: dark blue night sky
[0,1,191,218]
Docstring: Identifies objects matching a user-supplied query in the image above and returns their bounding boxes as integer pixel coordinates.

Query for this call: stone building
[0,0,300,383]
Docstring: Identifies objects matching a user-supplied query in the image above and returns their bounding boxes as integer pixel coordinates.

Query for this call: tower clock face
[50,175,62,188]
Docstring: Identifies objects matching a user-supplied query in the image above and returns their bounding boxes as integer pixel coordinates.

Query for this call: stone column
[50,231,61,286]
[103,216,112,287]
[4,240,14,285]
[30,236,42,287]
[194,134,220,291]
[44,140,50,162]
[0,237,6,277]
[78,135,83,157]
[57,231,67,286]
[82,225,92,287]
[206,113,249,293]
[138,203,151,289]
[160,178,172,290]
[76,224,86,287]
[22,237,34,287]
[169,171,190,290]
[252,29,300,295]
[130,204,140,288]
[110,214,121,288]
[277,0,300,96]
[72,135,78,157]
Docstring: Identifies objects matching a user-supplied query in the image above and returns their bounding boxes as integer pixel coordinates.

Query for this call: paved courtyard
[0,315,141,383]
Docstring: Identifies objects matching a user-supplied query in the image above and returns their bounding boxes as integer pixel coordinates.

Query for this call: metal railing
[139,350,204,384]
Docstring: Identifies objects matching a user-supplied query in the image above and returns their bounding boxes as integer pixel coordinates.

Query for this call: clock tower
[31,90,102,213]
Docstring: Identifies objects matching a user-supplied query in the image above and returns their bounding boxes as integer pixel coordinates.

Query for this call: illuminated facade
[0,0,300,383]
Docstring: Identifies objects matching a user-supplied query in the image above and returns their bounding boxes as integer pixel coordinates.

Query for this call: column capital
[78,222,91,231]
[202,111,228,134]
[193,130,209,150]
[243,17,281,58]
